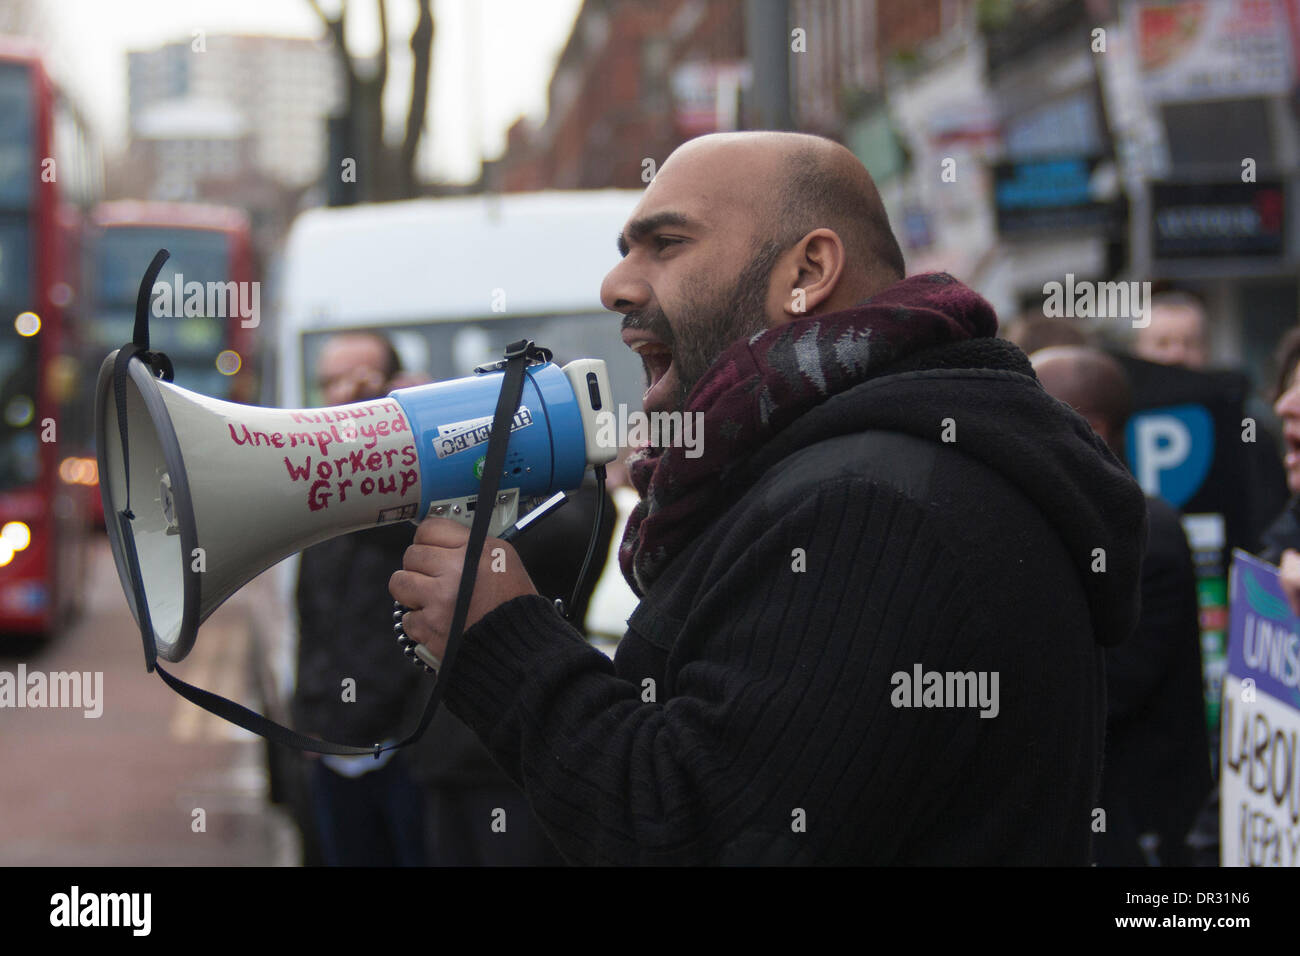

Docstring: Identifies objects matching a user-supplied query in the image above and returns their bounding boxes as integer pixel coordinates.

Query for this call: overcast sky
[30,0,582,183]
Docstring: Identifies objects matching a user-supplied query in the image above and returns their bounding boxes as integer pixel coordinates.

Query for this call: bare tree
[399,0,434,197]
[306,0,435,201]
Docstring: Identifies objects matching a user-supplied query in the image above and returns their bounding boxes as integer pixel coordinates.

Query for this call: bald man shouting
[390,132,1148,864]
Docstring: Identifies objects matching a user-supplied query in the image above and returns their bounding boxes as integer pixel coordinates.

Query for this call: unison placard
[1221,550,1300,866]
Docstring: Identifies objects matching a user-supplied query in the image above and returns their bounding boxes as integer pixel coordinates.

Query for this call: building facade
[127,34,343,192]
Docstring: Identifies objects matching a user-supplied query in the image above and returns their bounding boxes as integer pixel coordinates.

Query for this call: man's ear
[774,228,848,321]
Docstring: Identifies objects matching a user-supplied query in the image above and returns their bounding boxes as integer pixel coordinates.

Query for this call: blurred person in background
[1126,287,1287,555]
[1263,328,1300,604]
[293,332,432,866]
[1135,291,1209,370]
[1032,346,1210,866]
[1253,329,1300,572]
[1000,313,1088,355]
[1185,326,1300,864]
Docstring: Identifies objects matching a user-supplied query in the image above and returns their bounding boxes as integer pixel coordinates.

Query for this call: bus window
[96,227,230,311]
[0,62,32,208]
[0,216,30,302]
[0,333,39,488]
[93,225,235,397]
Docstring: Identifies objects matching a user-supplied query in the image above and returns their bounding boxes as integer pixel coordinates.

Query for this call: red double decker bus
[0,38,100,636]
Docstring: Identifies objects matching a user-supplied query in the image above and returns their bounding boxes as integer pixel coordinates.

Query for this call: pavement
[0,535,300,865]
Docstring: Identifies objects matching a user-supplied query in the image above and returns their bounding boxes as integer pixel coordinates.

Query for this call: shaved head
[647,131,904,298]
[603,131,905,415]
[770,138,905,293]
[1031,346,1133,455]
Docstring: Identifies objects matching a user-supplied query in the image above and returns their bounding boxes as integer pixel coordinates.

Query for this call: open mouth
[624,334,678,412]
[632,340,673,393]
[1286,431,1300,470]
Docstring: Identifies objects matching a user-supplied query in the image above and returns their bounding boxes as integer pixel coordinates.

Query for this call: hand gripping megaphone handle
[393,489,573,672]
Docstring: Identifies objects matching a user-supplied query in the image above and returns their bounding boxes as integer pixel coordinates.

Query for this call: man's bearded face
[623,240,785,414]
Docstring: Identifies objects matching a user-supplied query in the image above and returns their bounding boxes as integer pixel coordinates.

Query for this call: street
[0,535,299,865]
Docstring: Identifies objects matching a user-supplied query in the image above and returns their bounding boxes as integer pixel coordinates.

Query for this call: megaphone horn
[95,352,615,663]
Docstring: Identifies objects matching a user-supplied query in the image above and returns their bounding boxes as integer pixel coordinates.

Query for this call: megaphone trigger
[502,490,570,542]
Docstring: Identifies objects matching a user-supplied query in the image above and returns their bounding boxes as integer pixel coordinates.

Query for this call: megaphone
[95,351,616,664]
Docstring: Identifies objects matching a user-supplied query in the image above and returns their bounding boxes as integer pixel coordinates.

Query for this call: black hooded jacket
[443,337,1148,864]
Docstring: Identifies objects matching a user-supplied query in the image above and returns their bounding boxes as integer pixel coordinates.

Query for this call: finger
[413,515,472,547]
[400,606,445,648]
[389,568,442,610]
[402,543,465,576]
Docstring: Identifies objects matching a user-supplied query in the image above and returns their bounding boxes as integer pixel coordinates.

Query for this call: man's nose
[600,256,648,314]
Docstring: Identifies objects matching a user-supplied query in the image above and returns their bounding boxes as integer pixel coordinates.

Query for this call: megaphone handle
[393,605,438,672]
[393,490,572,672]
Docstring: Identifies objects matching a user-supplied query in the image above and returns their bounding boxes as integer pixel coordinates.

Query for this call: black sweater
[443,339,1147,864]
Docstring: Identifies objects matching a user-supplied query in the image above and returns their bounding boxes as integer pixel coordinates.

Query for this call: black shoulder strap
[113,248,173,674]
[112,247,539,757]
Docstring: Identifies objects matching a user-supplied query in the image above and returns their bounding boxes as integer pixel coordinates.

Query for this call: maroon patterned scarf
[617,272,1000,596]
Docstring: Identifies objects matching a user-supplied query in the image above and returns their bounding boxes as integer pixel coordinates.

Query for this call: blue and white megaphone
[95,352,616,663]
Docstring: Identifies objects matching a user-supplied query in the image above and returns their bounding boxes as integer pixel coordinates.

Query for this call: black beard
[622,241,786,413]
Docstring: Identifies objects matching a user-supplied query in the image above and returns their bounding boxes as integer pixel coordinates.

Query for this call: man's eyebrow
[617,211,698,257]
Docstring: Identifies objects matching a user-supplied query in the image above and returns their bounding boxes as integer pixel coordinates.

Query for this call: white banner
[1136,0,1295,102]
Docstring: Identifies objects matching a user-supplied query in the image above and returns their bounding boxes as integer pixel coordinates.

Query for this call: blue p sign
[1125,404,1214,507]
